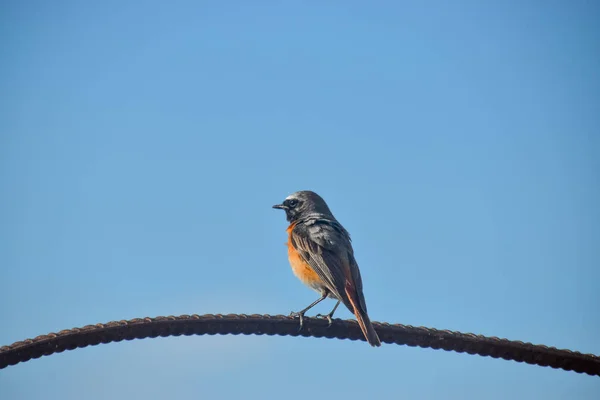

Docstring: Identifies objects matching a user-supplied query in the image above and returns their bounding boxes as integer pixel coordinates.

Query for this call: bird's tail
[345,284,381,347]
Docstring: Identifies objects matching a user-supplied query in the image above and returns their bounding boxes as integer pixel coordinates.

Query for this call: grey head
[272,190,335,223]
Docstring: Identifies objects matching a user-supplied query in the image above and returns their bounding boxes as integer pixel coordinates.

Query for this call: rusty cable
[1,314,598,376]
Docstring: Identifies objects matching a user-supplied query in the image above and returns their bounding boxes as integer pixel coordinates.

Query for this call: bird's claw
[316,313,334,327]
[289,311,305,332]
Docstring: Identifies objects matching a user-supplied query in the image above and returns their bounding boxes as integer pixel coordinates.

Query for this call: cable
[1,314,598,376]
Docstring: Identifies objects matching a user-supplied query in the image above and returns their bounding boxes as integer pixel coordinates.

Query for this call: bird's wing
[291,219,360,308]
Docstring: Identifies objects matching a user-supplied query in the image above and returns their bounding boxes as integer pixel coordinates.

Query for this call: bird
[273,190,381,347]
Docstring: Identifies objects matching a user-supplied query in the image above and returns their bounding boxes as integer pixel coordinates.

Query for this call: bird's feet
[316,313,334,327]
[289,311,305,332]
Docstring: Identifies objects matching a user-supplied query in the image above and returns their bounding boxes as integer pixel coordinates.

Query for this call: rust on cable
[1,314,598,376]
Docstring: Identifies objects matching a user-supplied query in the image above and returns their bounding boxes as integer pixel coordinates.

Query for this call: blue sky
[1,1,599,398]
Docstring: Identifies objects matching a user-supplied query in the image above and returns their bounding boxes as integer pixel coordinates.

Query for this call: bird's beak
[272,204,287,210]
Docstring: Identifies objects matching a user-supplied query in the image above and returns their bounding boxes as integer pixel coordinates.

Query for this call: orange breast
[286,223,323,290]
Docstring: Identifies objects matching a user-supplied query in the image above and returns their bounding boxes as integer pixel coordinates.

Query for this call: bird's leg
[316,300,341,327]
[290,293,328,331]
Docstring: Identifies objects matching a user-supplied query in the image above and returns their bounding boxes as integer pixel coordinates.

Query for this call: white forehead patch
[285,193,299,201]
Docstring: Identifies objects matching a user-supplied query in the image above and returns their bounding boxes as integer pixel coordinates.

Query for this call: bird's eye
[288,199,298,208]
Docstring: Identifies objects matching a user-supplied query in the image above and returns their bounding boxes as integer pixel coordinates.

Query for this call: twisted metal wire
[1,314,599,376]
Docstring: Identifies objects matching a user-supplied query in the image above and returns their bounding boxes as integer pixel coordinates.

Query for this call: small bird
[273,190,381,347]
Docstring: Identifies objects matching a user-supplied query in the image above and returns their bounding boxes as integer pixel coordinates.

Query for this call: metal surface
[1,314,598,376]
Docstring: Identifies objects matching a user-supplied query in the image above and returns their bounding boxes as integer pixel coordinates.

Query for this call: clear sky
[1,1,599,399]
